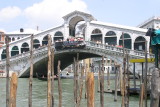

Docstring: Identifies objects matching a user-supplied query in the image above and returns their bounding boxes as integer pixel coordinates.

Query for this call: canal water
[0,78,150,107]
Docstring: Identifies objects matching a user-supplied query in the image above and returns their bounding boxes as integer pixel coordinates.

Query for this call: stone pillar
[64,23,69,40]
[150,68,160,107]
[85,21,90,41]
[131,34,134,50]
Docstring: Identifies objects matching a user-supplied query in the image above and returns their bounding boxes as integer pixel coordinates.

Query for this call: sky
[0,0,160,32]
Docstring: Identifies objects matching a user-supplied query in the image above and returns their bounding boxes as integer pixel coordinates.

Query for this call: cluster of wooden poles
[4,34,94,107]
[4,34,160,107]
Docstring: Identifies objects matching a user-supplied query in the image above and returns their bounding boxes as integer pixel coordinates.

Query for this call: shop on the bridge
[134,36,146,51]
[1,49,6,59]
[54,31,64,42]
[91,28,102,43]
[21,42,29,53]
[119,33,132,49]
[42,36,48,45]
[11,46,19,56]
[33,39,40,49]
[105,31,117,46]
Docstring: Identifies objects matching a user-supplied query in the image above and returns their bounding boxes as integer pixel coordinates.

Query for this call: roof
[91,21,147,33]
[130,58,155,63]
[63,10,96,21]
[137,16,160,28]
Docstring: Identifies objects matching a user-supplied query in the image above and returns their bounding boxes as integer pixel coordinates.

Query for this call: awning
[130,58,155,63]
[151,30,160,45]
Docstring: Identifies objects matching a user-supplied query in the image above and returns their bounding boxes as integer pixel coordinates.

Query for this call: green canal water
[0,78,150,107]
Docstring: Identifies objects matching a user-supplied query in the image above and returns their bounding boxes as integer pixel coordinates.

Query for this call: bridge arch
[54,31,63,42]
[1,49,6,59]
[91,28,102,43]
[134,36,146,51]
[12,37,15,42]
[33,39,40,49]
[8,37,11,43]
[119,33,132,49]
[105,31,117,45]
[42,35,48,46]
[11,46,19,56]
[63,11,95,38]
[21,42,29,53]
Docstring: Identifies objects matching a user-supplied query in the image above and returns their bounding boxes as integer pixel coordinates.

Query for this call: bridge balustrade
[0,41,155,65]
[85,41,154,58]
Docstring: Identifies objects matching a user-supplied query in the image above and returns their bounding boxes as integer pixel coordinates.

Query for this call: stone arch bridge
[0,41,154,77]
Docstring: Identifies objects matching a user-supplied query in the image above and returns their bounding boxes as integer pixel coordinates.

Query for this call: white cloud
[24,0,89,30]
[0,6,21,22]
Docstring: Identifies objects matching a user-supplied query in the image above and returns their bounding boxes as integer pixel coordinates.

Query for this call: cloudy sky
[0,0,160,32]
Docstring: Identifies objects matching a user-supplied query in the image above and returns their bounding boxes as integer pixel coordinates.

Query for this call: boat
[36,73,58,81]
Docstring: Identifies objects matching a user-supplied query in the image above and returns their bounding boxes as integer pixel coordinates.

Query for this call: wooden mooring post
[47,34,52,107]
[77,65,85,107]
[144,41,148,107]
[105,57,110,90]
[114,64,119,102]
[97,62,101,92]
[100,56,104,107]
[29,34,33,107]
[107,66,110,90]
[150,68,160,107]
[9,72,18,107]
[87,72,95,107]
[73,54,79,106]
[126,54,130,106]
[57,60,62,107]
[139,83,144,107]
[51,48,54,107]
[119,65,123,96]
[133,63,136,89]
[84,60,87,99]
[6,36,10,107]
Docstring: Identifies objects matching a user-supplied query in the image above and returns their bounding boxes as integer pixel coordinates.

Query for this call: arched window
[54,31,63,42]
[12,37,15,41]
[8,37,11,43]
[119,33,132,49]
[33,39,40,49]
[11,46,19,56]
[17,37,20,40]
[1,49,6,59]
[105,31,117,45]
[134,36,146,51]
[21,42,29,53]
[42,36,48,45]
[91,28,102,43]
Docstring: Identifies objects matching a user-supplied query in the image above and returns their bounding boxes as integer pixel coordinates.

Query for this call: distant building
[0,31,5,47]
[138,16,160,29]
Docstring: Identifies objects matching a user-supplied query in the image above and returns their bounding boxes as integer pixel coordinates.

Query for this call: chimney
[20,28,24,32]
[36,26,39,31]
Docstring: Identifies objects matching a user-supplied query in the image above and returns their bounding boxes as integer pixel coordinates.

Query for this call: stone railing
[0,41,154,65]
[85,41,154,59]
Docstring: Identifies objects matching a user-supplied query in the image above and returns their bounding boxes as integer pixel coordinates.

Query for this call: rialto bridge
[0,10,155,77]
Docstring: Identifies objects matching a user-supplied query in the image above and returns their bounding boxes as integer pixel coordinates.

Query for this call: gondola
[36,73,58,81]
